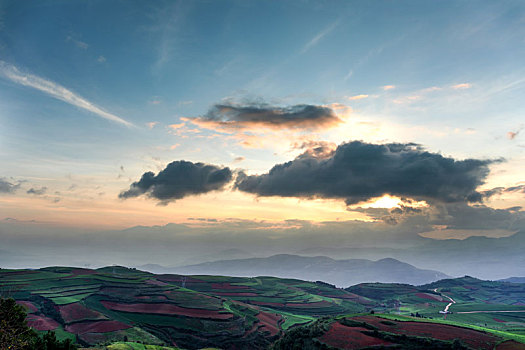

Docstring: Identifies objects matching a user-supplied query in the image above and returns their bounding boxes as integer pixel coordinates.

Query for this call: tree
[0,298,77,350]
[0,298,36,350]
[33,331,76,350]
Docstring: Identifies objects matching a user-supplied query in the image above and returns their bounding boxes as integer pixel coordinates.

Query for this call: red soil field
[496,341,525,350]
[16,300,38,313]
[100,301,233,319]
[215,292,259,297]
[285,301,332,308]
[65,320,131,334]
[136,295,168,300]
[416,292,445,302]
[26,314,59,331]
[156,275,204,283]
[250,301,285,307]
[59,302,107,323]
[162,291,219,306]
[256,311,282,336]
[352,316,501,350]
[493,318,506,323]
[70,268,97,276]
[100,287,137,296]
[318,322,394,349]
[211,283,251,290]
[145,279,169,286]
[164,290,214,298]
[324,292,363,301]
[463,285,477,290]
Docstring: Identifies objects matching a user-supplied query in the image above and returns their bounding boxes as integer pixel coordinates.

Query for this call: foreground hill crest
[1,266,524,349]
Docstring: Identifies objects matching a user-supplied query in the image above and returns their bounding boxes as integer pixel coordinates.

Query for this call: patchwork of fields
[0,266,364,349]
[1,267,524,349]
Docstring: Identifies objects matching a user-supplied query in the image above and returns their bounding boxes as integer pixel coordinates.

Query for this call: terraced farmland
[2,267,525,349]
[274,314,525,349]
[0,266,365,349]
[346,276,525,340]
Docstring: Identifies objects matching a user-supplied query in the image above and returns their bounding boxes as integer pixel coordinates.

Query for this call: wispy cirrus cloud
[0,61,134,127]
[506,126,523,140]
[146,121,159,129]
[66,35,89,49]
[348,94,369,101]
[452,83,472,90]
[301,20,339,54]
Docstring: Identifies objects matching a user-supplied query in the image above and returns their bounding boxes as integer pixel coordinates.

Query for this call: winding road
[431,288,525,315]
[433,288,455,314]
[457,310,525,314]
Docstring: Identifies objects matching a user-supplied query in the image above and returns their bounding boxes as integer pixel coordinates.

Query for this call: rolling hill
[1,266,524,349]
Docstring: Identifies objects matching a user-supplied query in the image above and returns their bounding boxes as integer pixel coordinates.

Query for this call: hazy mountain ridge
[171,254,449,287]
[499,277,525,284]
[1,220,523,281]
[298,229,525,280]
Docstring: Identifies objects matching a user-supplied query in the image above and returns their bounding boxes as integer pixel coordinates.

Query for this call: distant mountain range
[499,277,525,284]
[297,230,525,280]
[163,254,449,287]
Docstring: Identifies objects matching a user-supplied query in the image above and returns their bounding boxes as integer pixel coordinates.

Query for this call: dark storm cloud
[0,178,20,193]
[119,160,233,203]
[235,141,498,205]
[189,103,342,130]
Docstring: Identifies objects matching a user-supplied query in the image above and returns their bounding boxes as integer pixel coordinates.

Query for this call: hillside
[272,315,523,350]
[2,267,524,349]
[172,254,449,287]
[0,266,364,349]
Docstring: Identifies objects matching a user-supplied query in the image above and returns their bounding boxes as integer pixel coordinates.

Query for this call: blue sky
[0,1,524,236]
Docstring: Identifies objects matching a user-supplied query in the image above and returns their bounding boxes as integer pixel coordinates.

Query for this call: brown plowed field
[318,322,394,349]
[100,300,233,319]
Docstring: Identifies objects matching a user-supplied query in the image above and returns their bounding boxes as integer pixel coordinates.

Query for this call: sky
[0,1,524,272]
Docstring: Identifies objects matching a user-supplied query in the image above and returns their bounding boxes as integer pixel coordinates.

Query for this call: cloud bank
[119,161,232,203]
[235,141,497,205]
[0,61,134,127]
[188,103,342,132]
